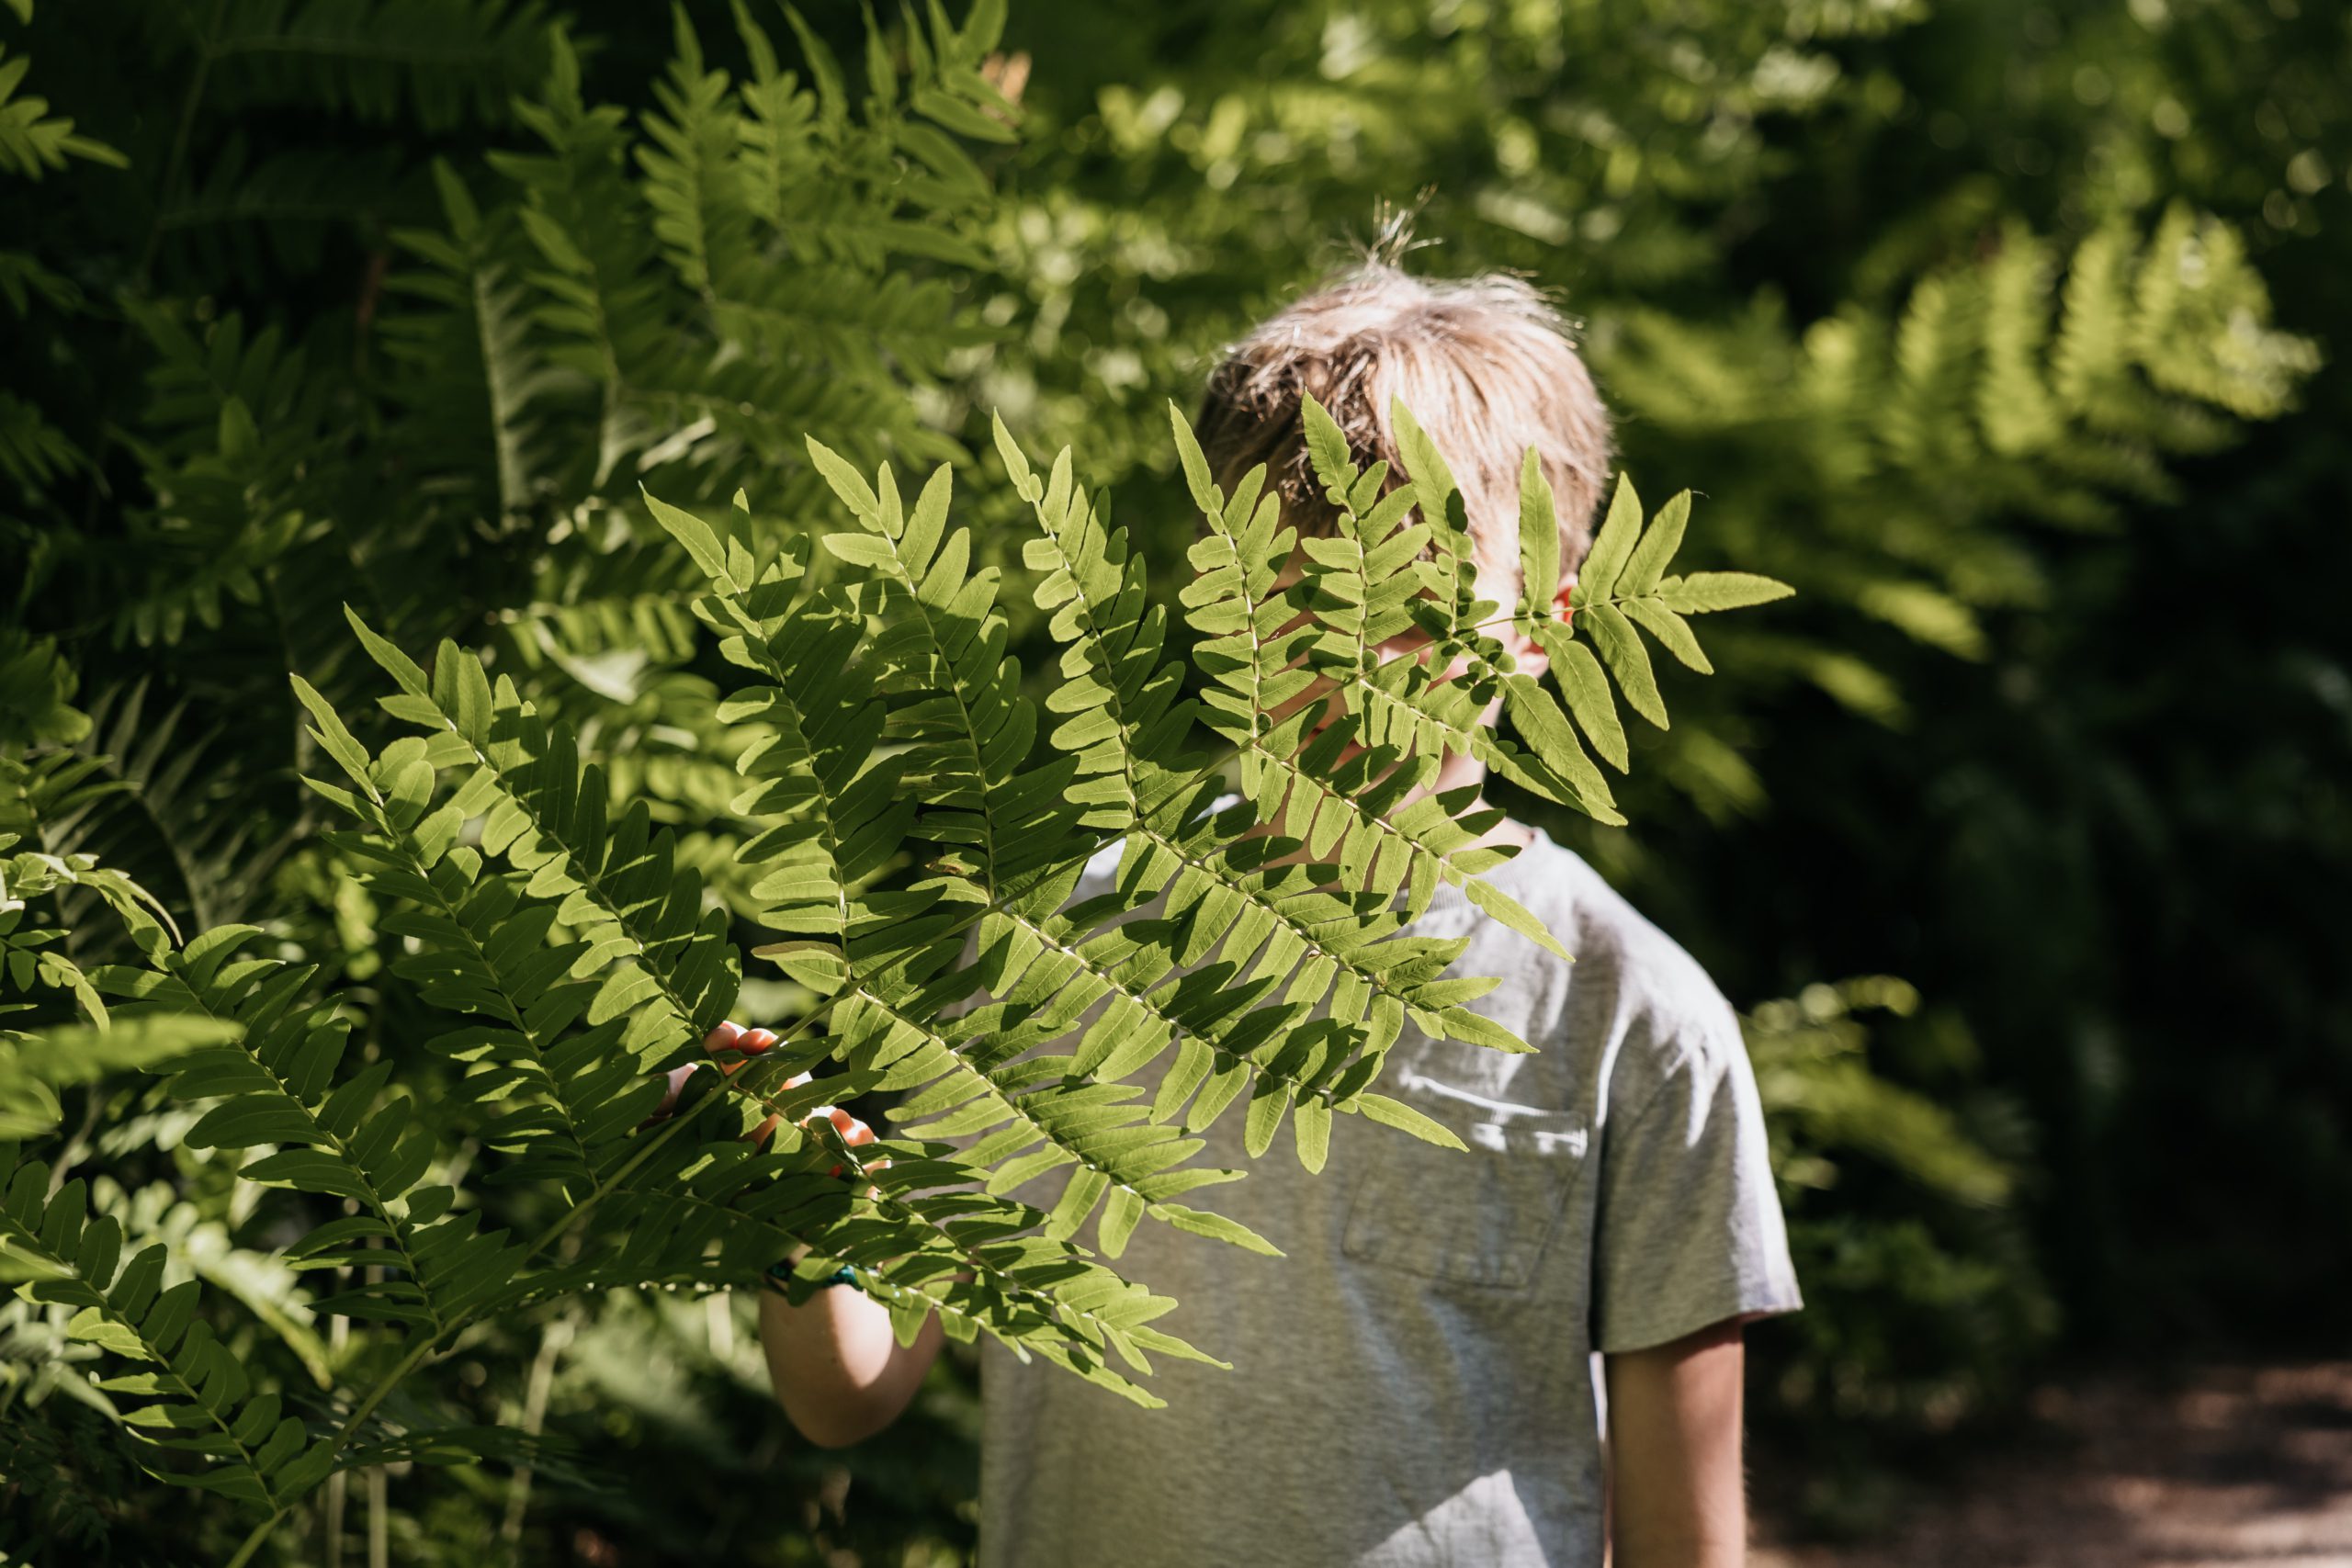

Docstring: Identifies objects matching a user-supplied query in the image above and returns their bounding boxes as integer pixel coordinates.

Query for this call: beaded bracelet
[764,1259,859,1292]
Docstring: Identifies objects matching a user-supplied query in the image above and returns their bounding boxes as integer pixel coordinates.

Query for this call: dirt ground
[1755,1361,2352,1568]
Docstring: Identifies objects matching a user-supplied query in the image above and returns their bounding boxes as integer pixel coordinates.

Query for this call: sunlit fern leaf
[1292,395,1621,822]
[797,449,1069,908]
[329,547,1195,1393]
[0,830,180,1067]
[1551,471,1792,756]
[645,502,924,999]
[1188,398,1595,913]
[652,418,1666,1246]
[1174,404,1579,963]
[654,473,1304,1241]
[1977,224,2061,458]
[989,427,1540,1156]
[0,1150,337,1507]
[290,677,665,1198]
[1000,413,1204,833]
[345,609,741,1068]
[2127,205,2319,423]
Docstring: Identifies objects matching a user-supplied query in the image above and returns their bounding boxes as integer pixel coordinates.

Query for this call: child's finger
[824,1105,864,1139]
[650,1021,749,1121]
[734,1068,814,1152]
[705,1022,780,1079]
[820,1107,886,1189]
[651,1026,808,1131]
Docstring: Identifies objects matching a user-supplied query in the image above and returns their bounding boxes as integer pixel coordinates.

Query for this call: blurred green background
[3,0,2346,1560]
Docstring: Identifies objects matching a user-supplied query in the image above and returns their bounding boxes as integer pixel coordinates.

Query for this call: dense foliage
[4,0,2343,1560]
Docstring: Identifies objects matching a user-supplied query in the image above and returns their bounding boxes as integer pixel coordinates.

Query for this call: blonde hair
[1195,261,1612,589]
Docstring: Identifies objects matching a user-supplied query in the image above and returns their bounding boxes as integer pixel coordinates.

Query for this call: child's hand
[649,1021,888,1190]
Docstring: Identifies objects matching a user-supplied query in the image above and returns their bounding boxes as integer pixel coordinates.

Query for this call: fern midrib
[396,851,602,1190]
[1032,513,1148,820]
[1202,500,1283,768]
[469,261,533,517]
[523,173,634,463]
[645,79,730,299]
[434,729,707,1045]
[728,634,859,947]
[874,532,1007,900]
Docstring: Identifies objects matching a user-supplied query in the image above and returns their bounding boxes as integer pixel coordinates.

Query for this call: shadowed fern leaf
[0,1149,337,1507]
[103,925,526,1331]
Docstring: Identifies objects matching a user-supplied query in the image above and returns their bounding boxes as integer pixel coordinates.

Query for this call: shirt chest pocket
[1340,1073,1590,1291]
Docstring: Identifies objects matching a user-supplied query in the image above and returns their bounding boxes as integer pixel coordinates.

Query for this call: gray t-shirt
[939,820,1800,1568]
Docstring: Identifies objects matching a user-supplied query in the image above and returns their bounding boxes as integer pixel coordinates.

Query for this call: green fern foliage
[0,37,125,179]
[0,1016,231,1138]
[1608,209,2319,711]
[0,834,177,1034]
[0,1148,338,1507]
[108,926,527,1332]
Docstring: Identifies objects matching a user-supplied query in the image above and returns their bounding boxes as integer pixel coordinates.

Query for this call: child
[728,261,1801,1568]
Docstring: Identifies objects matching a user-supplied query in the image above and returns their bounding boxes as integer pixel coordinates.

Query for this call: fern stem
[224,1508,288,1568]
[499,1306,577,1550]
[140,0,228,284]
[327,1331,446,1472]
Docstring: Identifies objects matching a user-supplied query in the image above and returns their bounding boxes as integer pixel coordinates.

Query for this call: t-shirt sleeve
[1589,995,1803,1354]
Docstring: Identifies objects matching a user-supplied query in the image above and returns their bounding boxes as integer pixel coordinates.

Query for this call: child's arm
[666,1023,954,1447]
[1587,987,1802,1558]
[743,1068,960,1446]
[757,1269,946,1447]
[1602,1317,1748,1568]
